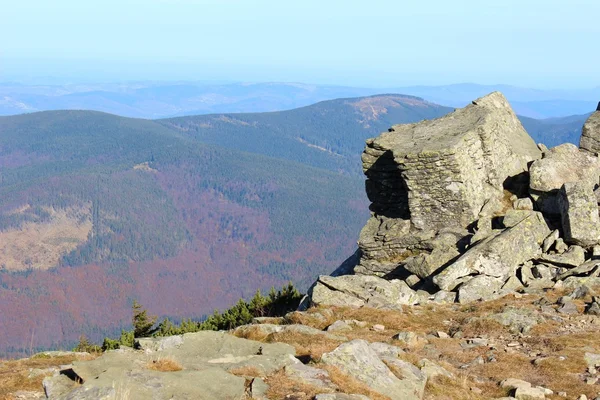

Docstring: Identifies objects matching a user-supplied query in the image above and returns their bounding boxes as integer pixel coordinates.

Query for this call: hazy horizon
[3,0,600,89]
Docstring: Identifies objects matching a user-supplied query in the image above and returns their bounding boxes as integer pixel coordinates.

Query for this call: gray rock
[314,394,371,400]
[557,260,600,280]
[369,342,404,358]
[43,374,77,399]
[50,331,298,400]
[320,340,425,400]
[432,290,457,304]
[530,143,599,193]
[326,320,353,332]
[555,238,569,254]
[487,307,545,334]
[541,245,586,268]
[363,91,540,231]
[513,197,534,211]
[284,363,337,391]
[392,332,424,347]
[417,359,454,379]
[404,247,460,279]
[580,111,600,154]
[503,210,535,228]
[308,275,418,310]
[558,182,600,246]
[434,212,550,291]
[542,230,560,253]
[458,275,506,303]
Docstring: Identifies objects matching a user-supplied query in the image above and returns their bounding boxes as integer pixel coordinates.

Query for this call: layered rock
[304,92,600,307]
[356,92,540,277]
[579,102,600,154]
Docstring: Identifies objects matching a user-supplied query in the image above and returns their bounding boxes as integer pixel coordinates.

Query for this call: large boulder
[362,91,540,231]
[308,275,419,309]
[529,143,599,194]
[433,212,550,291]
[355,92,540,277]
[320,340,425,400]
[580,104,600,154]
[558,182,600,246]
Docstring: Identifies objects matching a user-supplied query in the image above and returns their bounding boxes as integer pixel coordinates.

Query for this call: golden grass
[0,206,91,271]
[146,358,183,372]
[322,365,391,400]
[0,354,95,400]
[265,369,330,400]
[228,365,264,378]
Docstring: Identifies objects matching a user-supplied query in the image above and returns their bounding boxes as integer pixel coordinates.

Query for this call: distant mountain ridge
[2,81,599,119]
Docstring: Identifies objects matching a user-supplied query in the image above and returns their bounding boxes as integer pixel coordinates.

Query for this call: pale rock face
[580,110,600,154]
[433,212,550,291]
[529,143,600,193]
[363,91,540,231]
[308,275,419,310]
[558,182,600,246]
[320,340,426,400]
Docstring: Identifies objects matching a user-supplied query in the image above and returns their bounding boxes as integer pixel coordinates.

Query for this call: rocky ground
[3,285,600,400]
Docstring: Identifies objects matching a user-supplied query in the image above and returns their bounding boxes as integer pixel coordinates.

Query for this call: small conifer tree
[132,300,157,338]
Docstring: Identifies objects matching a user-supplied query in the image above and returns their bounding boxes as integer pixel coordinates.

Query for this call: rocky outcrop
[579,103,600,154]
[43,331,298,400]
[304,92,600,307]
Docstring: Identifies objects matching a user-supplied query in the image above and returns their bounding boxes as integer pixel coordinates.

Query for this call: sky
[1,0,599,88]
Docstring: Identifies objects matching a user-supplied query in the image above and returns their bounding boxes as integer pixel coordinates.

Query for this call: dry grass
[0,206,91,271]
[228,365,263,378]
[146,358,183,372]
[322,365,391,400]
[0,353,95,400]
[265,369,330,400]
[268,332,342,361]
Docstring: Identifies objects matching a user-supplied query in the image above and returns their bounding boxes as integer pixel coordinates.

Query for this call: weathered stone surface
[530,143,599,193]
[308,275,418,309]
[284,363,337,391]
[487,307,545,334]
[457,275,506,303]
[540,245,586,267]
[580,110,600,154]
[404,247,460,279]
[433,212,549,291]
[503,210,535,228]
[48,331,299,400]
[314,394,370,400]
[320,339,425,400]
[363,92,539,231]
[558,182,600,246]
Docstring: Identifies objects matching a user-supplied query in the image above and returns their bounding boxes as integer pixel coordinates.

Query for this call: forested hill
[160,94,590,174]
[0,109,368,357]
[159,94,454,175]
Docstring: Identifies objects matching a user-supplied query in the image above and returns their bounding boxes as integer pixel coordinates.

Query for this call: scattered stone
[372,324,385,332]
[513,197,534,210]
[434,212,550,291]
[326,320,353,333]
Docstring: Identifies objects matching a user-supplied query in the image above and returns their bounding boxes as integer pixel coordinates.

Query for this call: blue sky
[2,0,599,88]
